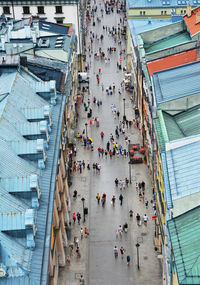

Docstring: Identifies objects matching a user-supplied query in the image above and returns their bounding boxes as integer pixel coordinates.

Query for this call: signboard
[152,216,157,220]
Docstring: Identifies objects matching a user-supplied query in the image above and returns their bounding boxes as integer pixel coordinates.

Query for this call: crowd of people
[66,0,155,282]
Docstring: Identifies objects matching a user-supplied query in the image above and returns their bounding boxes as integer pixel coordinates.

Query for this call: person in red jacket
[100,131,104,138]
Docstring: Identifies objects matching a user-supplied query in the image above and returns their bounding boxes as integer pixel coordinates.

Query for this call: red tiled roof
[184,7,200,36]
[147,49,198,77]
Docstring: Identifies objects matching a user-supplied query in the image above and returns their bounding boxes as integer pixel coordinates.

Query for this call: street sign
[152,216,157,220]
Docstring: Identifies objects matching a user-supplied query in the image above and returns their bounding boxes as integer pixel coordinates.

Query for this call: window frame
[37,6,45,14]
[55,6,63,14]
[23,6,30,14]
[3,6,11,14]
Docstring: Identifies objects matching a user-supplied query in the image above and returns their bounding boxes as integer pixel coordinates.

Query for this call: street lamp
[128,161,132,184]
[136,243,140,270]
[81,197,85,222]
[123,98,126,121]
[85,123,88,138]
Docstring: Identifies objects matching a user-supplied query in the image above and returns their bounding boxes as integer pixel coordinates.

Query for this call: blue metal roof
[0,65,60,283]
[152,61,200,106]
[127,0,197,8]
[0,186,27,212]
[165,135,200,203]
[0,73,16,98]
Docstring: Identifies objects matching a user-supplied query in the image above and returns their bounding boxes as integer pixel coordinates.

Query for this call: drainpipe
[11,2,15,19]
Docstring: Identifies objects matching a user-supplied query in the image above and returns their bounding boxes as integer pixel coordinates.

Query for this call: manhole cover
[141,232,147,236]
[75,273,83,279]
[143,256,148,260]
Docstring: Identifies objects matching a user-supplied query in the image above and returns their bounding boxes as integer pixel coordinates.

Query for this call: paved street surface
[58,1,162,284]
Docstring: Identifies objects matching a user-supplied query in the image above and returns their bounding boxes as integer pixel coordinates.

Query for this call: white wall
[0,4,81,53]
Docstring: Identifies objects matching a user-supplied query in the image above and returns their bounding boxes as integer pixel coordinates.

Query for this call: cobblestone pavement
[58,1,162,284]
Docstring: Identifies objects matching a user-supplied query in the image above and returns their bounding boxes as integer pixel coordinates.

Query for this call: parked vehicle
[78,72,89,83]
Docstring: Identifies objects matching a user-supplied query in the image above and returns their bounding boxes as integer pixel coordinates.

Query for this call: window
[3,6,10,14]
[37,6,44,14]
[184,10,186,13]
[55,6,62,14]
[181,10,183,14]
[140,11,142,15]
[161,10,164,15]
[56,18,63,24]
[23,6,30,14]
[143,11,146,15]
[164,10,167,15]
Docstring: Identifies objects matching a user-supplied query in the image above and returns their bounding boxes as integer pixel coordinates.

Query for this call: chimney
[187,4,192,18]
[196,12,200,24]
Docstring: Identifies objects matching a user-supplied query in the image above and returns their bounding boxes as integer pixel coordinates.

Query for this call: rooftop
[147,48,198,76]
[153,105,200,151]
[143,30,190,54]
[0,59,65,284]
[128,18,178,47]
[152,61,200,106]
[168,206,200,284]
[0,19,75,60]
[127,0,197,8]
[184,6,200,36]
[165,135,200,208]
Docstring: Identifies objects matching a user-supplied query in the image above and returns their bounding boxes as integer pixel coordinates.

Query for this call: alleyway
[58,0,162,284]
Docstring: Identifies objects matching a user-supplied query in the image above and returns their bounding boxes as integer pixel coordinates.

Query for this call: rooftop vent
[187,4,192,17]
[38,38,50,48]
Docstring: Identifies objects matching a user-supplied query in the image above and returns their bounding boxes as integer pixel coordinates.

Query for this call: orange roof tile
[184,7,200,36]
[147,49,198,77]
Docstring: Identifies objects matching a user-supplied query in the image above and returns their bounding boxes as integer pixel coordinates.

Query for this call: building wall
[142,80,154,175]
[158,92,200,113]
[128,7,190,18]
[155,152,166,242]
[140,21,184,44]
[49,149,70,285]
[145,40,197,62]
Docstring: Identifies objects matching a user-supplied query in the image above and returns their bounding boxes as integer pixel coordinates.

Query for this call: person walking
[77,212,81,224]
[143,214,148,226]
[120,247,125,259]
[84,227,89,238]
[119,225,123,237]
[76,246,81,258]
[72,213,76,223]
[80,228,84,240]
[119,194,123,206]
[136,213,141,226]
[114,246,118,258]
[111,195,116,206]
[96,193,101,204]
[107,141,110,151]
[127,255,131,265]
[79,275,84,285]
